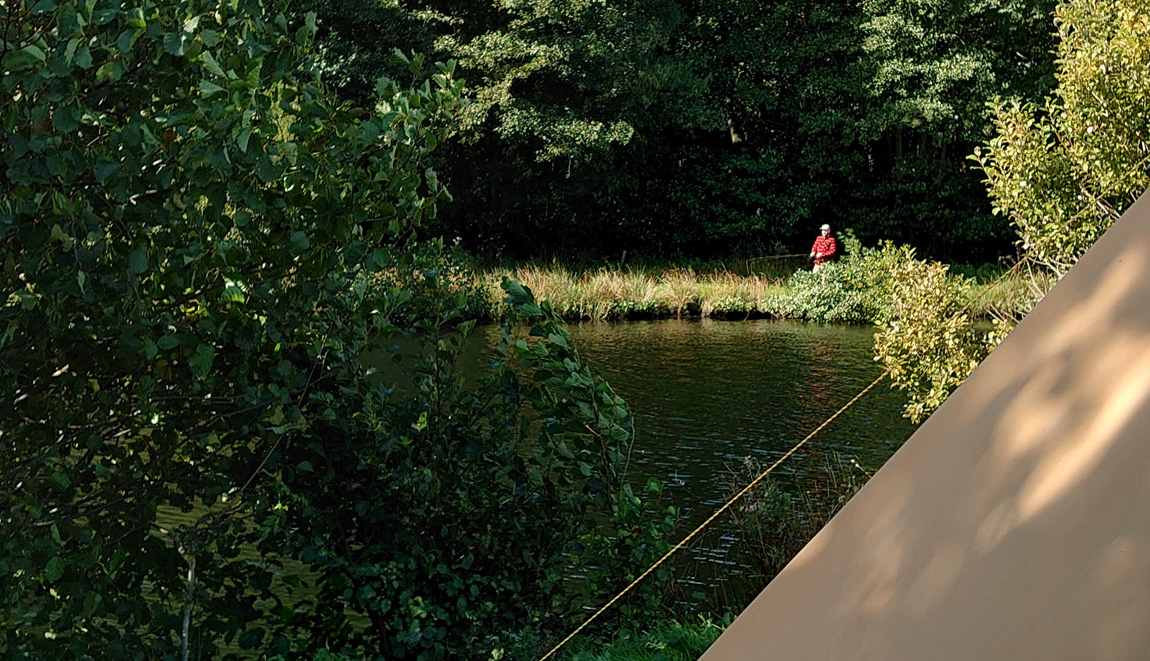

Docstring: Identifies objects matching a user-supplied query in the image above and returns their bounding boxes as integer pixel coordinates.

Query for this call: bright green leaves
[977,0,1150,269]
[874,258,992,422]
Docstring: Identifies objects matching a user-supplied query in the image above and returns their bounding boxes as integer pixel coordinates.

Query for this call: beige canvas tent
[701,190,1150,660]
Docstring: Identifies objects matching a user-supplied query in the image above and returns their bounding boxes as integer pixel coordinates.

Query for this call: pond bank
[479,261,1031,323]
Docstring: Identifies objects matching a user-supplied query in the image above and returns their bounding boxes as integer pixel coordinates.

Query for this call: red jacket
[811,235,837,265]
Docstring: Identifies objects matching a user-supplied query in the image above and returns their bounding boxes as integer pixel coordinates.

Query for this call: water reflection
[549,319,917,603]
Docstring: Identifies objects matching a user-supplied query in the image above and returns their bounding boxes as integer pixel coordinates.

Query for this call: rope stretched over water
[539,255,1042,660]
[537,368,892,661]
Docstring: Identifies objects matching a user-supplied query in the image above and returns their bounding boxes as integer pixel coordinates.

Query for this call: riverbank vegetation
[471,241,1028,324]
[726,454,868,580]
[877,0,1150,421]
[3,0,1147,657]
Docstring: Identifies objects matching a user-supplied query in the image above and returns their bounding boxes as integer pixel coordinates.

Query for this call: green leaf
[164,32,188,56]
[22,44,47,63]
[94,161,118,182]
[127,7,146,29]
[5,45,47,71]
[201,51,224,76]
[95,60,122,83]
[157,335,180,350]
[117,29,138,55]
[237,127,252,153]
[199,80,226,96]
[127,248,147,275]
[189,344,216,378]
[57,3,79,33]
[50,471,70,491]
[45,556,65,583]
[14,289,37,311]
[289,231,310,253]
[64,38,79,65]
[221,285,245,304]
[74,45,92,69]
[31,0,59,14]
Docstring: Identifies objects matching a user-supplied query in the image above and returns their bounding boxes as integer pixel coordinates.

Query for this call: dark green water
[556,319,918,605]
[563,318,914,492]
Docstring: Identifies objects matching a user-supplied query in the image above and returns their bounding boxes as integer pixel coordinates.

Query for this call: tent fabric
[701,190,1150,661]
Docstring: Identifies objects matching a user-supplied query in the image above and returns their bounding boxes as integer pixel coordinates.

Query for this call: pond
[554,319,918,608]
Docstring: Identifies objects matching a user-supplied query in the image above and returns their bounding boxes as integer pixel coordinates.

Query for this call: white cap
[820,224,831,230]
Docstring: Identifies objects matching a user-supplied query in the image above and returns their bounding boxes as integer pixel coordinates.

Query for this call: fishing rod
[747,253,807,265]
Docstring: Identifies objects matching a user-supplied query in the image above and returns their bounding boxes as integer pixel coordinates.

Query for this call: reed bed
[491,264,791,320]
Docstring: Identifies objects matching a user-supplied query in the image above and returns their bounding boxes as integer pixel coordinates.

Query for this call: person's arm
[823,237,837,259]
[810,238,818,259]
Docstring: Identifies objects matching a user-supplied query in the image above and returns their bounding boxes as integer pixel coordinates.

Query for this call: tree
[976,0,1150,270]
[0,0,457,654]
[2,1,673,655]
[301,0,1059,262]
[879,0,1150,421]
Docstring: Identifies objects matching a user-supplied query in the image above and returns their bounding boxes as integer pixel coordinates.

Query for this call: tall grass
[369,251,1030,325]
[491,263,791,320]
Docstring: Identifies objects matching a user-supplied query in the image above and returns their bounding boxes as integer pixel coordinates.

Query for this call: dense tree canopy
[304,0,1058,261]
[1,0,669,657]
[977,0,1150,269]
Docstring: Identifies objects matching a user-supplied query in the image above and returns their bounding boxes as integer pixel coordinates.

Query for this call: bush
[873,259,995,421]
[262,276,676,658]
[776,232,917,324]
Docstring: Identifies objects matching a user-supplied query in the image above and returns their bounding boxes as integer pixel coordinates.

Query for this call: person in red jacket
[809,223,837,272]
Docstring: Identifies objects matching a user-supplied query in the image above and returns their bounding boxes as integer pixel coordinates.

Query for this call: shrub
[777,232,917,324]
[874,259,994,421]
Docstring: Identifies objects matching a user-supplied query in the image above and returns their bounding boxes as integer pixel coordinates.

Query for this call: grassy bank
[482,259,1031,323]
[489,264,791,320]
